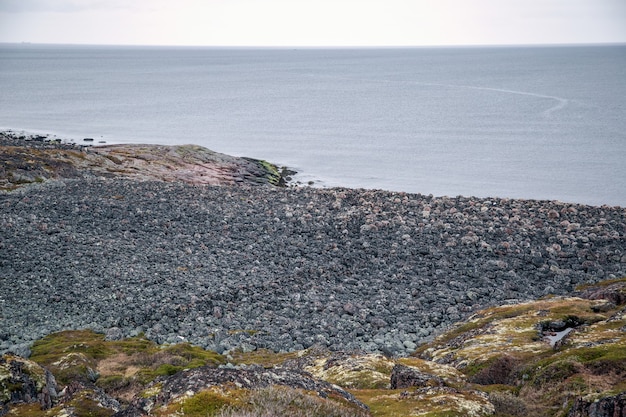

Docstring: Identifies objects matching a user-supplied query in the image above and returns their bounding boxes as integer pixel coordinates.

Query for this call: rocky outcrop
[568,393,626,417]
[390,364,444,389]
[0,354,58,415]
[0,131,291,190]
[146,365,368,413]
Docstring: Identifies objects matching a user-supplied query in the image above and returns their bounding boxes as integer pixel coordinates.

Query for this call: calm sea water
[1,44,625,206]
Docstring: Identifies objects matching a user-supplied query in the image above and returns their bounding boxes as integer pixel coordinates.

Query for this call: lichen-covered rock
[390,364,444,389]
[304,353,394,389]
[0,354,58,415]
[568,392,626,417]
[55,380,121,417]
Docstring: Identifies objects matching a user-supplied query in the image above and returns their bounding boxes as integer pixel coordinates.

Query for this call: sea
[1,44,625,207]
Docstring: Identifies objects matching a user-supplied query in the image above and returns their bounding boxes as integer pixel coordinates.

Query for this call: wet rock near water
[1,177,624,357]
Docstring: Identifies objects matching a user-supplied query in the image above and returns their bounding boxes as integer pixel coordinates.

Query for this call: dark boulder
[568,392,626,417]
[390,364,444,389]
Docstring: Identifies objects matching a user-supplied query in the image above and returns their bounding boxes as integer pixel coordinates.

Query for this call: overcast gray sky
[0,0,625,46]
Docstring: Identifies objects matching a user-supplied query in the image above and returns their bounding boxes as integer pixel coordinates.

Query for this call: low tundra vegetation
[4,278,626,417]
[29,329,225,391]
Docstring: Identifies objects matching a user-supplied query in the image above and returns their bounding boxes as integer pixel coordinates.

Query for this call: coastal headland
[0,131,291,190]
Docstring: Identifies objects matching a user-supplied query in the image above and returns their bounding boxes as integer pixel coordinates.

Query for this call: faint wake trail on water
[312,73,570,118]
[417,82,570,118]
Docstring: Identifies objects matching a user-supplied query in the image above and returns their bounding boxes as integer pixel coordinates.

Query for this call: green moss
[30,330,111,366]
[179,390,237,416]
[565,375,587,392]
[352,388,485,417]
[4,403,46,417]
[529,359,579,387]
[131,343,225,383]
[161,342,226,366]
[258,160,282,186]
[110,336,156,355]
[28,330,226,389]
[568,344,626,372]
[70,397,115,417]
[154,363,182,376]
[96,374,131,391]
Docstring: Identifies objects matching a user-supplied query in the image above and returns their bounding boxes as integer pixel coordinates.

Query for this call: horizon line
[3,41,626,49]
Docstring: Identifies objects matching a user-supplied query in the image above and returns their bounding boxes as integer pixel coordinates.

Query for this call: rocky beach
[1,131,625,359]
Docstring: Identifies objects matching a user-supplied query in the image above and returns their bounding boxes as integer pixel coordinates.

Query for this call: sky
[0,0,625,47]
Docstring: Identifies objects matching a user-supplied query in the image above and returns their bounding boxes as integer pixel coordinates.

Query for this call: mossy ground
[574,276,626,291]
[414,286,626,417]
[352,388,494,417]
[29,330,225,394]
[228,347,301,368]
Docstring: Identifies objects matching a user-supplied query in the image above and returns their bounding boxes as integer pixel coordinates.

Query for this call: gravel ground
[1,178,624,357]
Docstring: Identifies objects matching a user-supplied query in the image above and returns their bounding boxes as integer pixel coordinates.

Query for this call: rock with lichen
[0,354,58,415]
[389,364,444,389]
[568,392,626,417]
